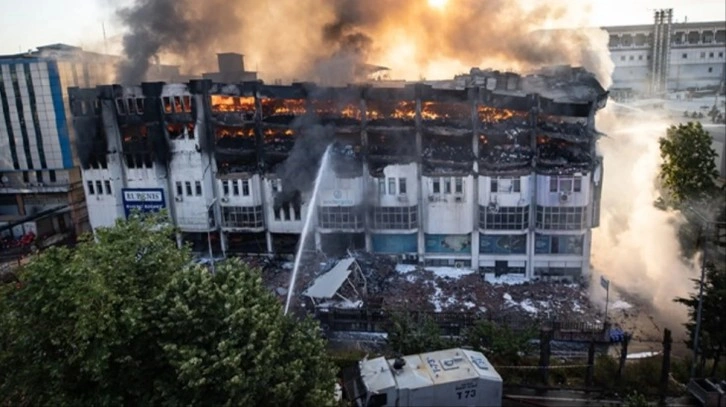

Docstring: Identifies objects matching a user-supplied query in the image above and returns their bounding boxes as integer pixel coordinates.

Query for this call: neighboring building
[0,44,181,251]
[604,10,726,97]
[202,53,257,83]
[68,66,608,280]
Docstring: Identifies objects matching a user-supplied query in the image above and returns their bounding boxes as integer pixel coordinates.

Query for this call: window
[232,181,240,196]
[49,170,56,183]
[491,179,498,193]
[535,234,584,255]
[560,179,573,192]
[708,67,713,73]
[185,181,192,196]
[549,177,557,192]
[293,203,301,220]
[104,180,112,195]
[620,56,625,61]
[135,98,144,114]
[87,180,95,195]
[720,52,724,57]
[173,96,183,113]
[512,178,521,192]
[574,177,582,192]
[176,181,183,196]
[195,181,202,196]
[388,178,396,195]
[222,181,230,196]
[182,95,192,112]
[550,176,581,193]
[701,52,706,59]
[271,179,280,192]
[398,178,407,194]
[318,206,364,229]
[242,180,250,196]
[629,55,634,61]
[222,206,264,228]
[274,207,281,220]
[115,99,126,115]
[372,206,418,229]
[96,181,103,195]
[638,55,643,60]
[709,52,714,58]
[479,205,529,230]
[455,177,463,194]
[378,178,386,195]
[162,97,172,113]
[283,206,290,221]
[682,53,687,59]
[444,178,451,194]
[536,206,587,230]
[432,178,440,194]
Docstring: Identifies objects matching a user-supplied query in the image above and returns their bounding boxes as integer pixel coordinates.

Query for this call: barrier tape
[496,364,590,370]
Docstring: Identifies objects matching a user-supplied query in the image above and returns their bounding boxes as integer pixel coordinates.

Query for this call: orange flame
[260,98,306,116]
[211,95,255,112]
[216,126,255,138]
[312,101,361,119]
[477,106,524,123]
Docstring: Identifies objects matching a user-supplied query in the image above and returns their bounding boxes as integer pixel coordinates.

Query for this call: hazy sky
[0,0,724,55]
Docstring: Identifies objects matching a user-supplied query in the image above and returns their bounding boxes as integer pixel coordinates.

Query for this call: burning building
[68,66,607,280]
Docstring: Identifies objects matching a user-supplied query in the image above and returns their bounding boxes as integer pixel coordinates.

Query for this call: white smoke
[591,104,698,334]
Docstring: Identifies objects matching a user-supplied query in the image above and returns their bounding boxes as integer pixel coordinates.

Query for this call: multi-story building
[604,10,726,96]
[68,66,608,280]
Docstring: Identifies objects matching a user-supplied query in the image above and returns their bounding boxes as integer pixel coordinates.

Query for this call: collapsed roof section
[67,66,609,179]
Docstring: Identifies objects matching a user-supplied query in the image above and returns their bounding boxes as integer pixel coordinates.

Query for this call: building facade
[69,67,607,280]
[604,11,726,96]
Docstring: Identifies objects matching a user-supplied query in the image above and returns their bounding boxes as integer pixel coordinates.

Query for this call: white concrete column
[266,231,273,253]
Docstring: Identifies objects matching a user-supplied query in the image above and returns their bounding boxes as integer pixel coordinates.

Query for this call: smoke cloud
[591,105,697,335]
[115,0,613,88]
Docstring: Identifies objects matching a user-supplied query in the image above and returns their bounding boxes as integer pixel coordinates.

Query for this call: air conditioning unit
[175,196,183,202]
[221,197,229,203]
[488,202,499,213]
[560,193,569,202]
[454,195,463,203]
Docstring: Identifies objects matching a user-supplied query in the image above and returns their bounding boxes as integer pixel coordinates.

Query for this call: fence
[315,307,608,340]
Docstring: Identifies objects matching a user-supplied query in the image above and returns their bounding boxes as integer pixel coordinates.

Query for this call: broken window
[162,97,172,113]
[388,178,396,195]
[455,178,463,194]
[116,99,126,115]
[176,181,183,196]
[399,178,407,194]
[232,181,240,196]
[104,180,112,195]
[433,178,440,194]
[222,181,230,196]
[136,98,144,114]
[195,181,202,196]
[173,96,183,113]
[185,181,192,196]
[536,206,587,230]
[126,98,136,114]
[479,206,529,230]
[182,95,192,112]
[87,180,95,195]
[242,180,250,196]
[222,206,264,228]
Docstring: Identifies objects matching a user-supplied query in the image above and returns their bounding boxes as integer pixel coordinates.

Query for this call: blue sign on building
[122,188,166,218]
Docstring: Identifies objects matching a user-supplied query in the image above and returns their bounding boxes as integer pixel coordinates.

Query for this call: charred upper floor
[68,66,609,177]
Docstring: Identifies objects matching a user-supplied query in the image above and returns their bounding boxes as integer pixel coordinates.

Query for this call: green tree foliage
[385,312,452,355]
[675,264,726,377]
[624,391,649,407]
[0,215,336,406]
[659,122,719,205]
[463,320,535,365]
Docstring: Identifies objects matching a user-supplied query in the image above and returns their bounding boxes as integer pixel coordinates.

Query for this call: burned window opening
[537,116,590,140]
[263,128,295,156]
[421,101,470,125]
[167,123,195,140]
[182,96,192,113]
[479,132,532,170]
[216,126,257,151]
[366,100,416,127]
[135,98,145,114]
[368,131,416,158]
[330,140,363,177]
[260,98,306,123]
[478,106,528,129]
[115,99,127,115]
[311,100,362,125]
[162,97,172,114]
[121,124,154,169]
[422,134,474,162]
[172,96,183,113]
[537,136,591,168]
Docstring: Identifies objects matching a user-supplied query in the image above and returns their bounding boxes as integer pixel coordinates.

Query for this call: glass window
[176,181,183,196]
[222,206,264,228]
[378,178,386,195]
[195,181,202,196]
[233,181,240,196]
[399,178,407,194]
[479,206,529,230]
[512,178,521,192]
[388,178,396,195]
[135,98,144,114]
[455,177,463,194]
[185,181,192,196]
[491,178,498,193]
[87,180,95,195]
[222,181,229,196]
[115,99,126,115]
[559,179,573,192]
[432,178,440,194]
[549,177,557,192]
[96,181,103,195]
[242,180,250,196]
[104,180,112,195]
[444,178,451,194]
[574,177,582,192]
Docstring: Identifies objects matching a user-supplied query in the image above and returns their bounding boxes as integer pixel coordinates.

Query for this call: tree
[675,263,726,377]
[385,312,453,355]
[463,320,535,365]
[659,122,719,205]
[0,215,336,406]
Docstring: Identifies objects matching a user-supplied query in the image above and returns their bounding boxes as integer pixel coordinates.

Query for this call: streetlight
[206,197,218,274]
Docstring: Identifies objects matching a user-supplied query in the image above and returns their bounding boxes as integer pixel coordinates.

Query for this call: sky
[0,0,724,55]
